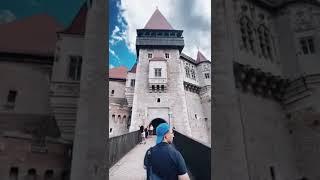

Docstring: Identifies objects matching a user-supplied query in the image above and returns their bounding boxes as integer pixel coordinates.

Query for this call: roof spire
[196,50,208,63]
[144,8,174,30]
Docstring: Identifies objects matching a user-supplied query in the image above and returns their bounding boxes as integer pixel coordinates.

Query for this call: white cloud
[109,48,120,63]
[117,0,211,60]
[0,10,16,24]
[109,25,127,46]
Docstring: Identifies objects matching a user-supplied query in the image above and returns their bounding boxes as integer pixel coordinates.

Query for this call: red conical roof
[59,3,87,35]
[144,9,174,30]
[196,50,208,63]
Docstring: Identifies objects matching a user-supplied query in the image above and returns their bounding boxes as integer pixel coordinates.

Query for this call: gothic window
[161,85,164,91]
[165,53,169,58]
[44,170,54,180]
[191,69,196,79]
[111,90,114,95]
[112,114,116,123]
[300,37,315,55]
[27,169,37,180]
[117,115,121,123]
[205,73,210,79]
[155,68,162,77]
[9,167,18,180]
[270,166,275,180]
[68,56,82,81]
[152,85,155,92]
[110,128,113,133]
[156,85,160,91]
[258,25,273,60]
[148,53,153,58]
[122,116,126,124]
[185,66,190,78]
[130,79,135,87]
[240,16,255,53]
[157,98,160,103]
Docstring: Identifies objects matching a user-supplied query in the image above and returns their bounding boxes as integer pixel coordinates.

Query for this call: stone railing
[173,130,211,180]
[149,78,167,84]
[108,130,141,168]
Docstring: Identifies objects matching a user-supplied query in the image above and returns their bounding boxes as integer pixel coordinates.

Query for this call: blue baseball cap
[156,123,170,144]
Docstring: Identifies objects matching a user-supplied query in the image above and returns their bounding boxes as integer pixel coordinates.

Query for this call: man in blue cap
[144,123,190,180]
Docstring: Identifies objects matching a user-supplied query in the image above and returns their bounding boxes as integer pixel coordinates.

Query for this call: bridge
[108,130,211,180]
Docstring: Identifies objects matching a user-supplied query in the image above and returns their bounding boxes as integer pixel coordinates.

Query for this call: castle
[109,9,212,146]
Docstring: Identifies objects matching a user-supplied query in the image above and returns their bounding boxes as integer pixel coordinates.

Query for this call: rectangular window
[68,56,82,80]
[205,73,210,79]
[148,53,153,58]
[155,68,162,77]
[130,79,135,87]
[165,53,169,58]
[7,90,17,104]
[300,37,315,55]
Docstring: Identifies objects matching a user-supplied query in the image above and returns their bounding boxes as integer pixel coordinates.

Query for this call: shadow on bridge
[108,130,211,180]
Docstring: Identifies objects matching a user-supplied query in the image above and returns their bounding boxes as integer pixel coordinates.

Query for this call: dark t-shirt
[144,142,187,180]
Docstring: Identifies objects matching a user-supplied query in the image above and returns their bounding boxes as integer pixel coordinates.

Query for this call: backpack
[145,147,163,180]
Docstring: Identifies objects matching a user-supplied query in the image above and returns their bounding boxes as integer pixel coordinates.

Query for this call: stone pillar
[212,0,250,179]
[70,0,107,180]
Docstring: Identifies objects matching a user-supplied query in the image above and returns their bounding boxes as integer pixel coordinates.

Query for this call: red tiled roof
[129,63,137,73]
[59,3,87,35]
[109,66,128,79]
[196,50,209,63]
[144,9,174,30]
[0,14,63,55]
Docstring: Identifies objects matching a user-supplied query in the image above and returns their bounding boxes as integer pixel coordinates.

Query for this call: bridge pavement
[109,135,156,180]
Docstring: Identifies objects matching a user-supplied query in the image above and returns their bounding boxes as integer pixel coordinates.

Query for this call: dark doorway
[149,118,167,135]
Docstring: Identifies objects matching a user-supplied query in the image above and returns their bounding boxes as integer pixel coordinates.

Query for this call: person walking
[145,128,149,139]
[149,125,154,135]
[144,123,190,180]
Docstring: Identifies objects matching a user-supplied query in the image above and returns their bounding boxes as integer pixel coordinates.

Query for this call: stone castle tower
[70,0,107,180]
[129,9,211,145]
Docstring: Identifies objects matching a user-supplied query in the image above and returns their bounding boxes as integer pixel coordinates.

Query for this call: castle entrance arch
[149,118,167,135]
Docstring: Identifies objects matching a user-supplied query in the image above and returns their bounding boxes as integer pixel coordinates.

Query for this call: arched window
[9,167,18,180]
[117,115,121,123]
[258,25,273,60]
[112,114,116,123]
[44,169,54,180]
[27,168,37,180]
[157,98,160,103]
[161,85,164,91]
[240,16,255,53]
[156,85,160,91]
[122,115,126,124]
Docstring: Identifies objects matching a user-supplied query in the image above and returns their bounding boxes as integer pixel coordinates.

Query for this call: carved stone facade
[213,0,320,179]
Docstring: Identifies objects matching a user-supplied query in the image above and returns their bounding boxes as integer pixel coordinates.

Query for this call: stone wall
[0,61,51,114]
[238,91,298,179]
[0,136,70,180]
[130,49,191,137]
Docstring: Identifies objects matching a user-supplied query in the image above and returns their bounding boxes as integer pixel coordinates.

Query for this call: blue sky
[109,0,136,70]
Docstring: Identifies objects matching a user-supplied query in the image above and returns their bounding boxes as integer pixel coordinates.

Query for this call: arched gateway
[149,118,167,135]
